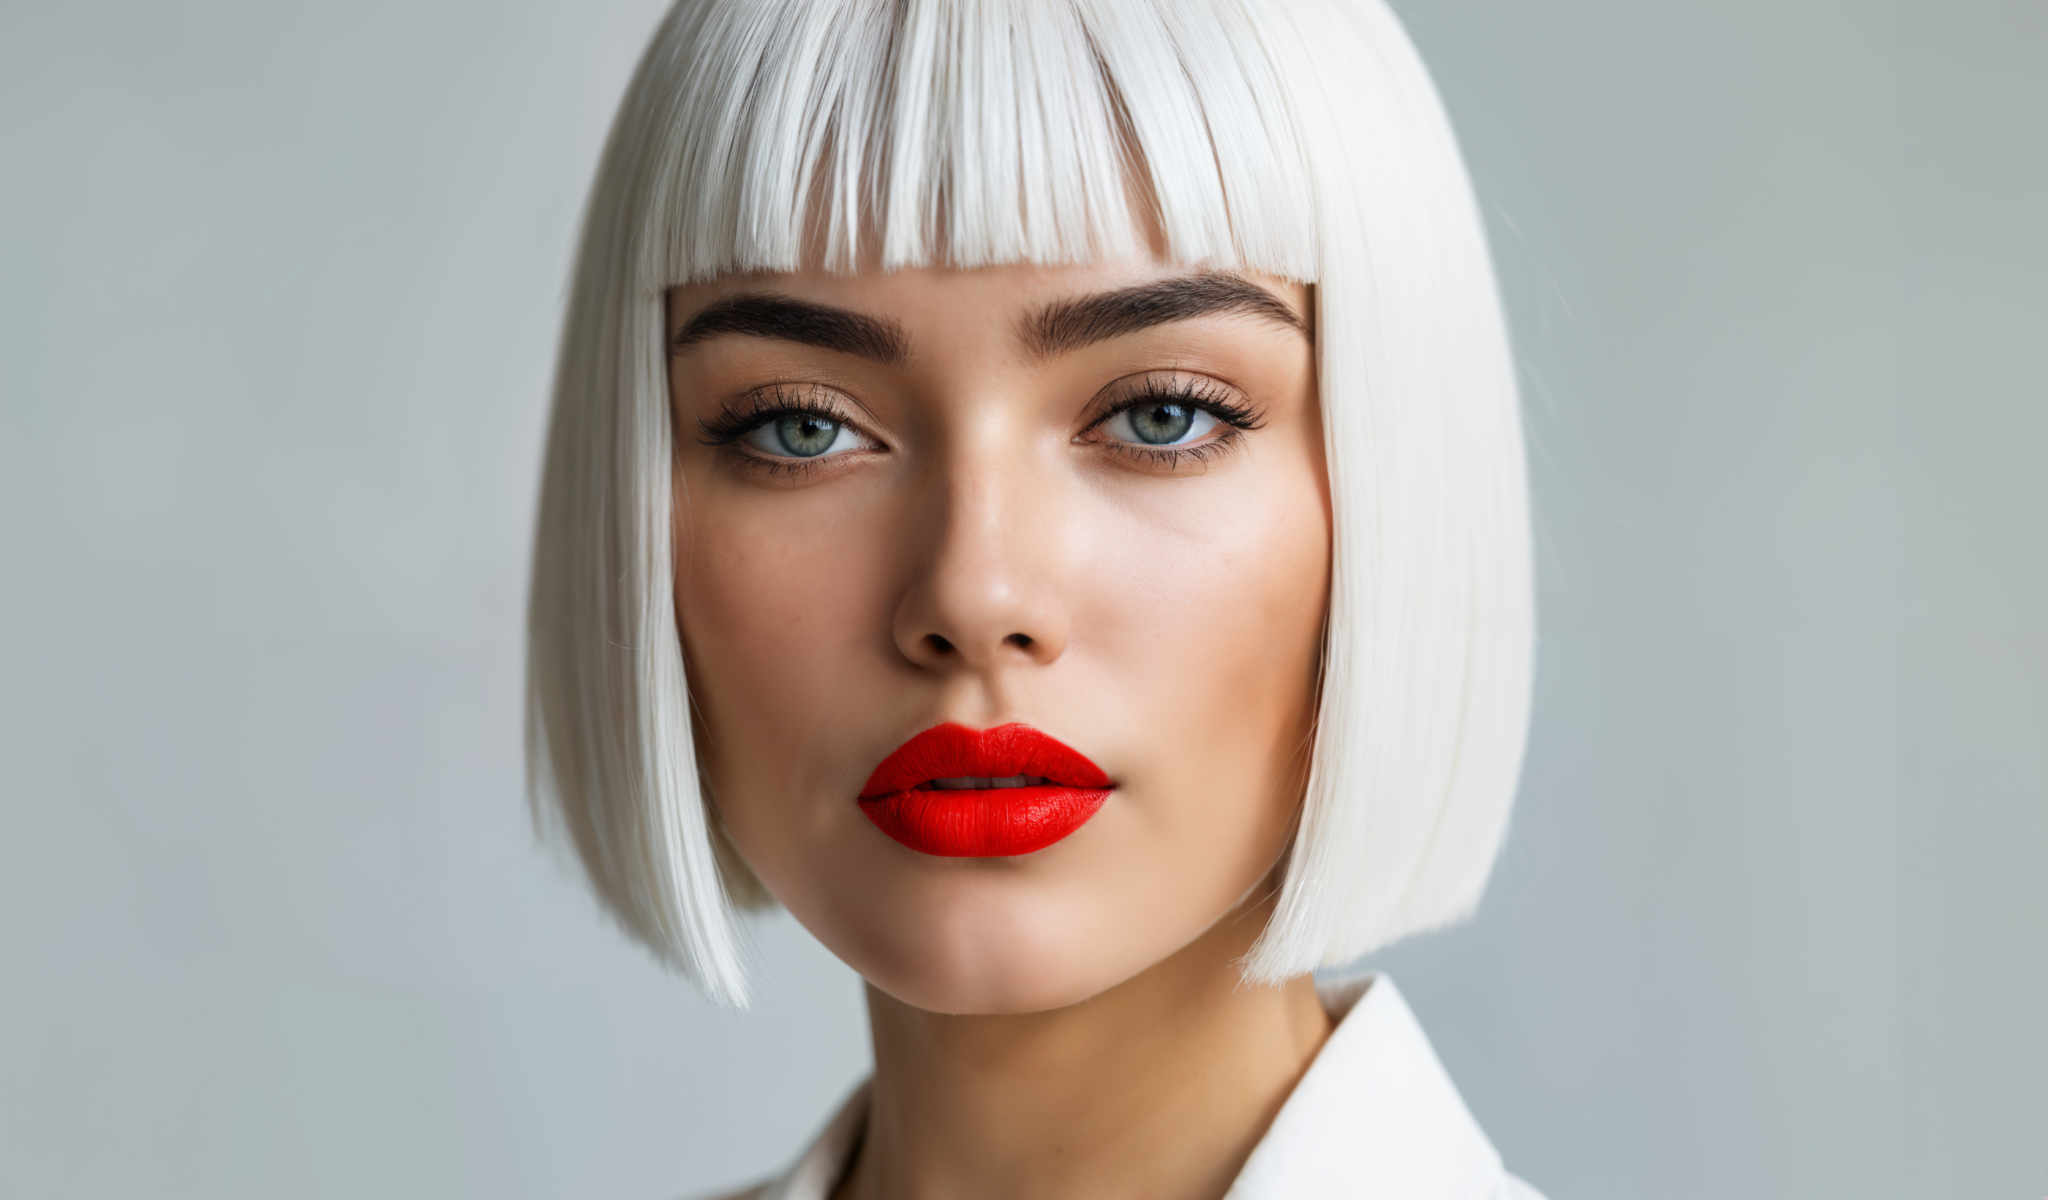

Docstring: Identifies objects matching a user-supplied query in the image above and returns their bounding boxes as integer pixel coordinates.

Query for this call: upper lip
[858,722,1113,800]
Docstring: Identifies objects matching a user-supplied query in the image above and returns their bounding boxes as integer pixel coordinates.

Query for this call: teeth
[924,775,1052,790]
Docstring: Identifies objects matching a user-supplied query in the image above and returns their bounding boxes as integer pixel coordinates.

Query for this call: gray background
[3,1,2040,1196]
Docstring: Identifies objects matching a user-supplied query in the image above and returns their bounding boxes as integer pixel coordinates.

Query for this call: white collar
[750,973,1529,1199]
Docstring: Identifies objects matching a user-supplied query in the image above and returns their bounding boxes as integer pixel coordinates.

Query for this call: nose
[890,424,1071,674]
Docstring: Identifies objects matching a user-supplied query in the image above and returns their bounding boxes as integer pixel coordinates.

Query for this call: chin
[867,962,1132,1017]
[845,892,1155,1016]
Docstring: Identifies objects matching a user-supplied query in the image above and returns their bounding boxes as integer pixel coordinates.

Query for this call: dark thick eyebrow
[667,270,1307,365]
[1016,271,1308,360]
[670,292,913,364]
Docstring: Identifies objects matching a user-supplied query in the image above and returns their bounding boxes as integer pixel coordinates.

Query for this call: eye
[1099,396,1221,446]
[736,409,863,460]
[1081,374,1268,472]
[693,384,881,480]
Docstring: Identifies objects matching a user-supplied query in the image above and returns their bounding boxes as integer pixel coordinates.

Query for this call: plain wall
[2,1,2039,1196]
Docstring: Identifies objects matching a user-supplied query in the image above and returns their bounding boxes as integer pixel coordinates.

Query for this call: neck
[831,881,1336,1200]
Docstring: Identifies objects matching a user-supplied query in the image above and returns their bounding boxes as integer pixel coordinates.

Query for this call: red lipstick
[857,722,1115,857]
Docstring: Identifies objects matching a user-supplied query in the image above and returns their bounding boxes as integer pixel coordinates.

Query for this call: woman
[525,0,1538,1196]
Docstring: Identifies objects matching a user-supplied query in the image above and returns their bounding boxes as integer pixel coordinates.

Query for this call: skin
[665,226,1335,1197]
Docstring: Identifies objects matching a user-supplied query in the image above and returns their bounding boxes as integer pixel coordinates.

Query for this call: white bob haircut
[527,0,1533,1009]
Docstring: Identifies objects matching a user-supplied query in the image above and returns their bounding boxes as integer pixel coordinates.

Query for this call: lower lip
[857,785,1114,857]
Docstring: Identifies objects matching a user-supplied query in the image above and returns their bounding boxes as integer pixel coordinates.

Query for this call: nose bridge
[893,408,1067,671]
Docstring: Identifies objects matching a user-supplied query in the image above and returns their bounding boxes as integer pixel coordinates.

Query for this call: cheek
[671,489,884,801]
[1098,474,1329,735]
[1086,462,1331,851]
[1219,501,1329,726]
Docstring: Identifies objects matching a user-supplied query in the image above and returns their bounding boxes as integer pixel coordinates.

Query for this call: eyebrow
[668,270,1308,366]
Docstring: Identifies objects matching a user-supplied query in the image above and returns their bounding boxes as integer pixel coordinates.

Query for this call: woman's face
[666,253,1329,1015]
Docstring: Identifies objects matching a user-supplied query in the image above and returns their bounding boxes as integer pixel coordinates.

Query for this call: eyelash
[693,376,1268,482]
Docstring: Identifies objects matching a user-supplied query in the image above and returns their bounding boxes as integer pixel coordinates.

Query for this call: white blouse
[698,973,1543,1199]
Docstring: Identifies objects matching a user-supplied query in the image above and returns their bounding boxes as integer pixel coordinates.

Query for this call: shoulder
[1497,1170,1547,1199]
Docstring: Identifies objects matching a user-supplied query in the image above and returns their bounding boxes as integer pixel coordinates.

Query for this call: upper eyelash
[694,384,858,451]
[694,377,1267,479]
